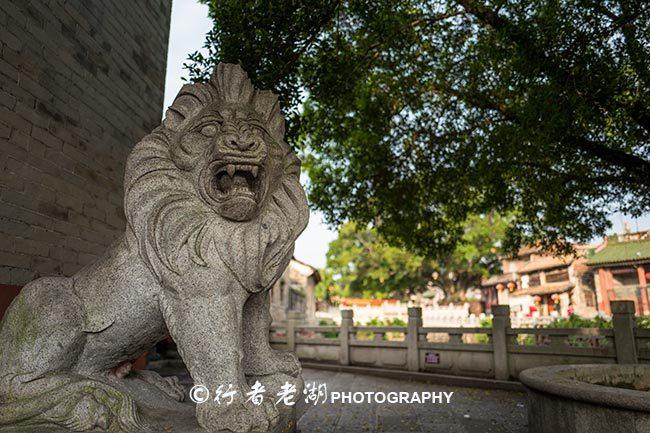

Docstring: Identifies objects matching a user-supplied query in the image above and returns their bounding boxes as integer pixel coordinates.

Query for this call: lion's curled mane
[123,64,309,293]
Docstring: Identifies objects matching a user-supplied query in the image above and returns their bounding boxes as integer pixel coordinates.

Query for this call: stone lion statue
[0,64,309,432]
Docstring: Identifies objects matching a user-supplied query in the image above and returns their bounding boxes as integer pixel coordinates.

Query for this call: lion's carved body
[0,64,309,433]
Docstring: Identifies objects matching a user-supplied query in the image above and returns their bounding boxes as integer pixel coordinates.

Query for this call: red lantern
[496,283,505,291]
[533,295,542,305]
[507,282,516,292]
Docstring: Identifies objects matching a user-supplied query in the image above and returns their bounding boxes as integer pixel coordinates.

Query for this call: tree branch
[455,0,650,178]
[567,135,650,182]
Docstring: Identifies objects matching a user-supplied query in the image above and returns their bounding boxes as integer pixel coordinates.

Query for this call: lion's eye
[200,125,217,137]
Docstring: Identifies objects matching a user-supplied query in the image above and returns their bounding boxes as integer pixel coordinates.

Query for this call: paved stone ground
[0,366,527,432]
[299,368,528,433]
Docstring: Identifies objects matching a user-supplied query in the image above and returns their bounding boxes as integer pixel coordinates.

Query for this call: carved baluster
[448,332,463,344]
[550,332,567,350]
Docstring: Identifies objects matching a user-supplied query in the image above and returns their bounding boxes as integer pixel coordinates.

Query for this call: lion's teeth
[226,164,235,177]
[251,166,258,178]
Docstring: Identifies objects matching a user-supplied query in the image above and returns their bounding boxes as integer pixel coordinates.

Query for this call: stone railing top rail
[507,327,614,336]
[349,326,407,333]
[296,325,339,332]
[273,325,637,338]
[636,328,650,337]
[419,327,491,334]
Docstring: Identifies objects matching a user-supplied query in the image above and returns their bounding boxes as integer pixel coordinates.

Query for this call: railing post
[492,305,510,380]
[339,309,353,366]
[611,300,638,364]
[407,307,422,372]
[286,311,301,353]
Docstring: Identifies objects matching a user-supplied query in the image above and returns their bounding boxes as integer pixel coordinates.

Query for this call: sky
[163,1,648,268]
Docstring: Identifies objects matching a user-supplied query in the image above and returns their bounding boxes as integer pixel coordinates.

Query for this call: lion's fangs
[217,163,260,179]
[214,163,262,201]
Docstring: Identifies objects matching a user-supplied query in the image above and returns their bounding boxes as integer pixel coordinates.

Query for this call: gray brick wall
[0,0,172,285]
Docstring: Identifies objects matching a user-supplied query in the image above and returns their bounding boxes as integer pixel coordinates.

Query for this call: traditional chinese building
[270,257,321,325]
[481,245,598,318]
[587,230,650,316]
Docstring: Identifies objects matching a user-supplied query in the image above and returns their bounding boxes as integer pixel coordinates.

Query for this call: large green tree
[321,221,434,299]
[187,0,649,258]
[319,213,507,299]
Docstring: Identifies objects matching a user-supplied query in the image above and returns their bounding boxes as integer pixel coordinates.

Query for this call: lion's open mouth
[212,163,263,201]
[200,159,268,221]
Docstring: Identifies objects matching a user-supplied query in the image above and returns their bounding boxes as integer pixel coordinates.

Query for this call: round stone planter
[520,364,650,433]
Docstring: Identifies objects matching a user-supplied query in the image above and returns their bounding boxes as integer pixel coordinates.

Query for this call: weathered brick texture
[0,0,171,285]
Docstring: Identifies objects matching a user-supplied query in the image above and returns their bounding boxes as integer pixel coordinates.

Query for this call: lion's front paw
[48,392,112,432]
[44,380,149,432]
[155,375,185,402]
[132,370,185,402]
[197,398,279,433]
[269,350,301,377]
[245,350,301,378]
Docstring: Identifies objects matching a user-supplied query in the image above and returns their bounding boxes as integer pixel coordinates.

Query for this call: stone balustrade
[270,300,647,381]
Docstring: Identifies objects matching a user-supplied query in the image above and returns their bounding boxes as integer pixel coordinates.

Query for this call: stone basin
[520,364,650,433]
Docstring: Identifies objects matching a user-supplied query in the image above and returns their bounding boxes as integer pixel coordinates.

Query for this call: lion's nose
[230,139,256,151]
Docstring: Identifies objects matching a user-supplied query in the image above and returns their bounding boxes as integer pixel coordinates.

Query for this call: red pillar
[598,268,612,315]
[638,265,649,315]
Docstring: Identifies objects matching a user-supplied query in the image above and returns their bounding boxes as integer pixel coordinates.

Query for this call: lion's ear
[163,84,213,131]
[283,151,302,178]
[253,90,285,141]
[162,107,184,131]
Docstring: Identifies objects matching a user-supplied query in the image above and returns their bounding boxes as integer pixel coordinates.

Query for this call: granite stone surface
[0,63,309,432]
[0,368,528,433]
[298,368,527,433]
[520,364,650,433]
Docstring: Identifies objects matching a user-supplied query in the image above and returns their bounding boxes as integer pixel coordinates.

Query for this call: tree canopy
[318,213,507,299]
[187,0,649,258]
[319,221,434,299]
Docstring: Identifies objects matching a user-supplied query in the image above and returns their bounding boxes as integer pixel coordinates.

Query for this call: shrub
[548,314,612,329]
[318,318,339,338]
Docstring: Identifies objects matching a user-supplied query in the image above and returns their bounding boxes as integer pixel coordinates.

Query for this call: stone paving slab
[298,368,528,433]
[0,368,527,432]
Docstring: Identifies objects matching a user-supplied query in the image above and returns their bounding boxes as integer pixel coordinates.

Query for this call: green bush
[544,314,650,329]
[479,317,493,328]
[474,317,492,344]
[353,317,406,340]
[388,318,407,327]
[546,314,618,347]
[318,318,339,338]
[472,313,650,347]
[548,314,612,329]
[637,316,650,329]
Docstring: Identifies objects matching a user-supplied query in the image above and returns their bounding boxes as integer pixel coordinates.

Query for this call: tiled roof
[481,273,515,286]
[587,238,650,266]
[519,255,573,273]
[511,282,573,297]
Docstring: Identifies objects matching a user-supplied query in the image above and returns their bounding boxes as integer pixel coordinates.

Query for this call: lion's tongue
[218,174,232,191]
[232,174,247,187]
[219,173,248,193]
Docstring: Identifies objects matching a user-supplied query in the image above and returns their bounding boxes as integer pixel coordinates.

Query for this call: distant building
[270,257,320,324]
[481,245,598,318]
[587,231,650,316]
